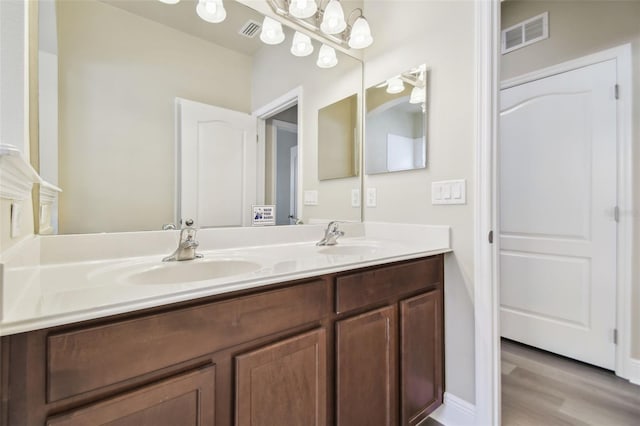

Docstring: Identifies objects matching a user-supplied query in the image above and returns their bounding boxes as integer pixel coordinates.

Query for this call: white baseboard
[629,358,640,386]
[429,392,476,426]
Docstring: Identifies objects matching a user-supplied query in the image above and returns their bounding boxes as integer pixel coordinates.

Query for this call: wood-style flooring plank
[502,339,640,426]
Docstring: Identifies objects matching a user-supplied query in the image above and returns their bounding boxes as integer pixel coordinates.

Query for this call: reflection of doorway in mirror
[266,115,299,225]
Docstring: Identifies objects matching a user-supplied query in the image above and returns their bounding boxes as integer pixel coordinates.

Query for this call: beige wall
[363,0,476,403]
[252,38,362,223]
[501,0,640,361]
[318,94,357,180]
[56,0,252,234]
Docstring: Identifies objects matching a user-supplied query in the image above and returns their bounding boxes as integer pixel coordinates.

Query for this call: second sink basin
[116,258,262,285]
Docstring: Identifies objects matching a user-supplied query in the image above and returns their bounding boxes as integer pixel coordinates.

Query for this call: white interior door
[290,145,298,224]
[177,98,256,228]
[499,59,618,369]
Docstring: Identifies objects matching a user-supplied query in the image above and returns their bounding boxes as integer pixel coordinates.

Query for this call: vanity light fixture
[409,68,426,104]
[289,0,318,19]
[317,44,338,68]
[196,0,227,24]
[260,16,286,45]
[158,0,180,4]
[291,31,314,56]
[386,76,405,94]
[265,0,374,50]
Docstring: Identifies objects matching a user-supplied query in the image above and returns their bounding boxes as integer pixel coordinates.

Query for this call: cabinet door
[336,306,397,426]
[235,329,327,426]
[46,365,215,426]
[400,290,443,425]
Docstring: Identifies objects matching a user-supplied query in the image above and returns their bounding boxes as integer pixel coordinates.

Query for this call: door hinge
[488,230,494,244]
[614,206,620,223]
[614,84,619,100]
[613,328,618,345]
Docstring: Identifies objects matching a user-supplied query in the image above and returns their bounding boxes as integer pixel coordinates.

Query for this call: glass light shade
[291,32,314,57]
[410,85,426,104]
[317,45,338,68]
[386,77,405,94]
[289,0,317,19]
[158,0,180,4]
[260,17,285,45]
[348,16,373,49]
[320,0,346,35]
[196,0,226,23]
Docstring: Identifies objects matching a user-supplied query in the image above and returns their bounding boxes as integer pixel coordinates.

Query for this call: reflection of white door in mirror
[270,120,298,226]
[290,146,298,225]
[176,98,257,228]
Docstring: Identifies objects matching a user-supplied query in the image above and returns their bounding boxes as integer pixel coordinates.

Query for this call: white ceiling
[100,0,266,56]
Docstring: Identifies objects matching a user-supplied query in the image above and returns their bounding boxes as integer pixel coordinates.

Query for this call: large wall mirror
[365,64,427,175]
[33,0,363,234]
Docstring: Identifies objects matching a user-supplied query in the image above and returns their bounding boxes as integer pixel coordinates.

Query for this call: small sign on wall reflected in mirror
[252,205,276,226]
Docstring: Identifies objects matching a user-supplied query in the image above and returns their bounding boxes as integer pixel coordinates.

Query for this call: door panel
[235,329,326,426]
[336,306,397,426]
[47,366,215,426]
[177,98,256,227]
[500,59,617,369]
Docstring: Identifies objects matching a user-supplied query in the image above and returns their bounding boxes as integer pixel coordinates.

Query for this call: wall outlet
[10,202,22,238]
[303,190,318,206]
[351,189,360,207]
[366,188,377,207]
[432,179,466,205]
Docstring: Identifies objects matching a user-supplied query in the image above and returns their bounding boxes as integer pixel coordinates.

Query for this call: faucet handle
[184,218,195,227]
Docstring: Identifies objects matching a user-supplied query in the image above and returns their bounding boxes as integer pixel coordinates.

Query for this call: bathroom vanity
[0,226,447,426]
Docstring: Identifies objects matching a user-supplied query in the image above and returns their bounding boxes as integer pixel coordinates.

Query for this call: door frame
[499,44,633,381]
[475,4,635,420]
[253,87,302,220]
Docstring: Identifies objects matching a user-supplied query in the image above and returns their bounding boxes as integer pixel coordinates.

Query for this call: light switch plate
[432,179,466,205]
[366,188,377,207]
[10,202,22,238]
[351,189,361,207]
[303,190,318,206]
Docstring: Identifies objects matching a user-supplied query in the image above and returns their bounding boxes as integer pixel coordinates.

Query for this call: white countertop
[0,223,451,336]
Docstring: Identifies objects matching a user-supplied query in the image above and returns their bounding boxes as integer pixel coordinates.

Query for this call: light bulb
[158,0,180,4]
[386,77,405,94]
[260,17,285,45]
[289,0,317,19]
[290,32,313,57]
[320,0,346,35]
[317,45,338,68]
[410,86,426,104]
[348,16,373,49]
[196,0,226,23]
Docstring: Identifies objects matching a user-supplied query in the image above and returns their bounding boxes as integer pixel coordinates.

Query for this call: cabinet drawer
[47,365,215,426]
[47,279,330,402]
[335,256,442,313]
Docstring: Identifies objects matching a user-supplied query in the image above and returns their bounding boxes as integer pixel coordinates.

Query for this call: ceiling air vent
[239,20,261,38]
[501,12,548,54]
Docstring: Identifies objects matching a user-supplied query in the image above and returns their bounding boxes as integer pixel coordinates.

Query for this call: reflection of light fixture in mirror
[158,0,180,4]
[348,15,373,49]
[196,0,226,23]
[386,77,405,94]
[320,0,346,35]
[291,32,314,56]
[317,45,338,68]
[409,86,426,104]
[289,0,317,19]
[265,0,373,50]
[260,16,286,45]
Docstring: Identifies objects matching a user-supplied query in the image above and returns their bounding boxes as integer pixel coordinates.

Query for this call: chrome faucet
[163,219,203,262]
[316,221,344,246]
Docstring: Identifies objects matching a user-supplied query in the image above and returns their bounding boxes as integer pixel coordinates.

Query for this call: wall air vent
[501,12,549,54]
[239,20,261,38]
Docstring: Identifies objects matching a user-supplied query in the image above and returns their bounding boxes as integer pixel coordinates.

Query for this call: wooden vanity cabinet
[0,254,444,426]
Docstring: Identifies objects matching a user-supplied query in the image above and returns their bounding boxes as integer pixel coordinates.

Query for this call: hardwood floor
[502,339,640,425]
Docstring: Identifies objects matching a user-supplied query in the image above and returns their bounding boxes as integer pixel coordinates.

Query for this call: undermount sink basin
[317,244,381,256]
[122,259,262,285]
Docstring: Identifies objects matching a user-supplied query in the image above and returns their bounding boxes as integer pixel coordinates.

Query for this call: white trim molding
[629,358,640,386]
[0,144,40,201]
[429,392,476,426]
[474,0,501,425]
[500,44,634,383]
